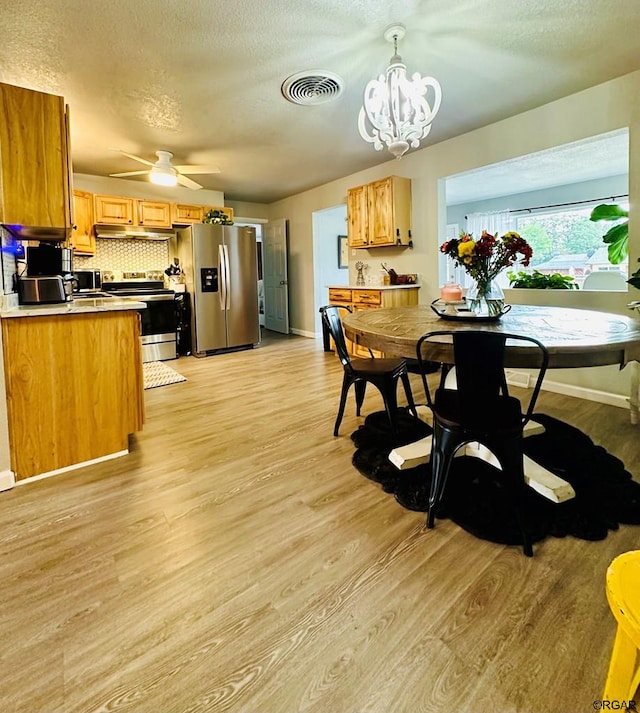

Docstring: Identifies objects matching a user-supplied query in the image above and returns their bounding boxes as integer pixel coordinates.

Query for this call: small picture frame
[338,235,348,269]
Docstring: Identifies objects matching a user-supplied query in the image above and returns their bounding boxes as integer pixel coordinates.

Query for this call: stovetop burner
[102,280,174,296]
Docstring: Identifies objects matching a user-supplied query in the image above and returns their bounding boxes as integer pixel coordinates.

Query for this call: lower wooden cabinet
[327,286,419,357]
[2,310,144,481]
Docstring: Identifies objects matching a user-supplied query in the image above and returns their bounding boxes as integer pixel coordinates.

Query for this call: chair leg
[334,374,352,437]
[427,427,457,529]
[400,372,418,418]
[493,437,533,557]
[354,380,366,416]
[380,379,399,444]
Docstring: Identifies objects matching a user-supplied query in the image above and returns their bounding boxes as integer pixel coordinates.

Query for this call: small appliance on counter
[26,245,73,277]
[17,275,72,305]
[73,270,102,292]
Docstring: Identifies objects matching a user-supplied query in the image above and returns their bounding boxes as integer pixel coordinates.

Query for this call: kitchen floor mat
[142,361,187,389]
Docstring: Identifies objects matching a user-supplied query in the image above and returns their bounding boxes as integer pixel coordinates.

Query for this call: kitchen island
[1,299,145,484]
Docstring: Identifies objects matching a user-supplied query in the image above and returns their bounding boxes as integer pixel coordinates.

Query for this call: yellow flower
[458,240,476,258]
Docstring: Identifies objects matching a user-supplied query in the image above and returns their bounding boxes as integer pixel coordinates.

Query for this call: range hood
[2,224,71,241]
[95,225,176,241]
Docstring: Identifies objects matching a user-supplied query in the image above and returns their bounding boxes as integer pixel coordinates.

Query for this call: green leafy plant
[203,209,234,225]
[508,270,579,289]
[589,203,628,264]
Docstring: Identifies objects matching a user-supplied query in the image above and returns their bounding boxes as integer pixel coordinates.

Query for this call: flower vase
[466,279,506,317]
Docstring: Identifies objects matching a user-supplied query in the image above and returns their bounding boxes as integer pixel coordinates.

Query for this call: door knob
[279,280,288,285]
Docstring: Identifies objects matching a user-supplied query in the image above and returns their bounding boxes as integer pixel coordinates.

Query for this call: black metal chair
[416,329,549,556]
[320,305,418,442]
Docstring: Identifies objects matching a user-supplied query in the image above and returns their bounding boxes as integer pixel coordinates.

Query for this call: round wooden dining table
[342,303,640,369]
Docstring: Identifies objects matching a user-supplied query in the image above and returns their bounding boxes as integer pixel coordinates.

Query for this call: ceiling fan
[109,149,220,190]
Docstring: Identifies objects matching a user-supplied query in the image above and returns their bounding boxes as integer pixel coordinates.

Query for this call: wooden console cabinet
[327,285,419,357]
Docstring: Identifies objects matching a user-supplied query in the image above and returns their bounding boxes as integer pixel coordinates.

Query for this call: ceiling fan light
[150,167,178,186]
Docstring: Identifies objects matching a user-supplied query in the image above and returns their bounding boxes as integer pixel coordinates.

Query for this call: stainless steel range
[101,271,177,363]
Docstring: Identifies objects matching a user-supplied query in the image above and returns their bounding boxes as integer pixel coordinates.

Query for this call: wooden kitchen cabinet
[0,82,72,232]
[327,285,419,357]
[68,189,96,255]
[172,203,204,225]
[94,194,135,225]
[2,310,144,481]
[346,184,369,248]
[346,176,412,248]
[136,199,172,227]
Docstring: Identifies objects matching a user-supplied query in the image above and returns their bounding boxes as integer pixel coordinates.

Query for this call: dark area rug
[351,410,640,546]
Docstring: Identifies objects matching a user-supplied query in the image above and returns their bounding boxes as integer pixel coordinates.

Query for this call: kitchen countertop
[327,283,420,290]
[0,298,146,318]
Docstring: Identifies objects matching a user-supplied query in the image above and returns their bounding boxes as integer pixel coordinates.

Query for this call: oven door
[135,295,177,362]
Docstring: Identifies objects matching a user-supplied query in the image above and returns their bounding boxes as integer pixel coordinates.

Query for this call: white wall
[73,173,225,206]
[312,204,348,336]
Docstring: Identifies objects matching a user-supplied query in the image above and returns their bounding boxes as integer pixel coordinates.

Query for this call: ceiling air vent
[281,71,344,105]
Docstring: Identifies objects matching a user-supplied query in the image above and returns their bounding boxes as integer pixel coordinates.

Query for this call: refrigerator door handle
[218,244,227,311]
[223,244,230,310]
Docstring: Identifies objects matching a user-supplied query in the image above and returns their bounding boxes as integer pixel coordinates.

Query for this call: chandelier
[358,24,442,159]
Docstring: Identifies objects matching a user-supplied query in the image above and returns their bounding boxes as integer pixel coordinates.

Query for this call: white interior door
[263,218,289,334]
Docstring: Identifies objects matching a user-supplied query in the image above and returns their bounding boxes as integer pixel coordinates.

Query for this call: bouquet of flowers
[440,230,532,283]
[440,230,533,315]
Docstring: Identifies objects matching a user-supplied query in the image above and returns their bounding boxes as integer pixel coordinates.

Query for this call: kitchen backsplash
[74,239,170,272]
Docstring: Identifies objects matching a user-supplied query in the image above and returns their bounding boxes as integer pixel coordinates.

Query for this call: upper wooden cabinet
[172,203,204,225]
[347,176,412,248]
[136,199,171,227]
[69,190,96,255]
[346,184,369,248]
[91,194,232,229]
[0,82,72,231]
[94,194,135,225]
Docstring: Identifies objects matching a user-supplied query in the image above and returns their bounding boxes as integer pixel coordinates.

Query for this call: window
[515,202,628,290]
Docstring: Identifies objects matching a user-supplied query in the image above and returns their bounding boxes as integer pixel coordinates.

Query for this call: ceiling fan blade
[109,148,155,167]
[176,174,203,190]
[109,170,150,177]
[175,164,220,175]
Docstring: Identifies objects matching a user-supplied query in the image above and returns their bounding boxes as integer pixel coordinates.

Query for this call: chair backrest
[582,270,627,291]
[416,329,549,426]
[319,305,352,368]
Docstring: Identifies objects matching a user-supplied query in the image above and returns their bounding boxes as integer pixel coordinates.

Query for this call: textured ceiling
[1,0,639,203]
[446,129,630,205]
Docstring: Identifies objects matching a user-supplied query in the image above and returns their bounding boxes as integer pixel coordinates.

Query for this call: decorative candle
[440,282,463,301]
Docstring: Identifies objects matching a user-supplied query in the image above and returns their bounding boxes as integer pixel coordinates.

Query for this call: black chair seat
[320,305,418,443]
[350,357,407,377]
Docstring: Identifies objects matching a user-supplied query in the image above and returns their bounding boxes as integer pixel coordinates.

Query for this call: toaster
[18,276,71,305]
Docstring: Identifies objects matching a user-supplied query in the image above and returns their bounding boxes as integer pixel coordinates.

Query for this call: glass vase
[466,279,506,317]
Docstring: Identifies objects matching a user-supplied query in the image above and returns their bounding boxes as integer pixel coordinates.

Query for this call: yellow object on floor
[603,550,640,705]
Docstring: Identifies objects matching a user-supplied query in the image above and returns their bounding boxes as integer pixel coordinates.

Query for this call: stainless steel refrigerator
[174,224,260,356]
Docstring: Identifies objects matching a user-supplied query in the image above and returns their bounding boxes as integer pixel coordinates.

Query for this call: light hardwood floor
[1,330,639,713]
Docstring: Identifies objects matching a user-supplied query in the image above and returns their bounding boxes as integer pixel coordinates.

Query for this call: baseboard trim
[542,379,629,410]
[0,469,15,492]
[289,328,317,338]
[13,450,129,488]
